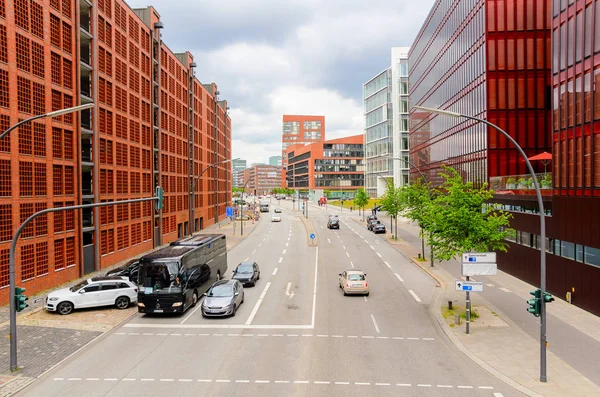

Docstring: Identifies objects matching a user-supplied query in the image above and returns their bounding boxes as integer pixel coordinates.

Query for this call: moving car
[327,218,340,229]
[367,215,378,222]
[367,219,381,231]
[372,223,386,234]
[201,280,244,317]
[232,262,260,287]
[46,276,138,315]
[105,259,140,283]
[339,270,369,296]
[272,215,282,222]
[274,208,282,213]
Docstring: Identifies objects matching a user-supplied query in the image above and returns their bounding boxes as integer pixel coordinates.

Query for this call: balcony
[490,173,553,196]
[82,207,93,228]
[81,138,93,163]
[81,108,92,132]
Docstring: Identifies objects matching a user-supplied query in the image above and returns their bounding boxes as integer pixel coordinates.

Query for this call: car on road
[46,276,138,315]
[339,270,369,296]
[372,223,386,234]
[271,214,282,222]
[105,259,140,283]
[327,218,340,229]
[274,208,282,213]
[232,262,261,287]
[367,219,381,231]
[367,215,377,222]
[201,280,244,317]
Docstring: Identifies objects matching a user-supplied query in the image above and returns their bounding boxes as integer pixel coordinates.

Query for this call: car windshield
[208,285,234,297]
[138,262,182,293]
[348,274,365,281]
[69,280,89,292]
[237,265,253,274]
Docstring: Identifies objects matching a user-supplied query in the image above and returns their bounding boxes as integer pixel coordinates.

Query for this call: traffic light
[543,292,555,304]
[15,286,28,312]
[527,289,541,317]
[155,186,164,211]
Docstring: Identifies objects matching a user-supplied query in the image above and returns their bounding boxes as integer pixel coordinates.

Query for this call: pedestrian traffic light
[15,286,28,312]
[155,186,164,211]
[543,292,555,304]
[527,289,541,317]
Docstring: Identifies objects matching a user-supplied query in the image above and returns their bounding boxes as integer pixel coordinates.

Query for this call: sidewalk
[364,211,600,397]
[0,216,261,397]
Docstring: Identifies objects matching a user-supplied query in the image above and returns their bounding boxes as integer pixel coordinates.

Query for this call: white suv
[46,276,138,315]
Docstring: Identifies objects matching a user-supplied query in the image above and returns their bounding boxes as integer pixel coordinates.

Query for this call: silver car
[201,280,244,317]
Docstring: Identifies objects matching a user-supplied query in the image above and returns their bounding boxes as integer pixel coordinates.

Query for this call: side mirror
[364,273,367,277]
[201,292,207,297]
[234,292,239,296]
[79,290,85,294]
[338,273,342,277]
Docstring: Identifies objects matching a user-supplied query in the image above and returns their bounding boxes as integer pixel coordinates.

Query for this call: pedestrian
[350,206,353,212]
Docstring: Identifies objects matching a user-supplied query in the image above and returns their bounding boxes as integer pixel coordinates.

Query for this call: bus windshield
[139,262,182,293]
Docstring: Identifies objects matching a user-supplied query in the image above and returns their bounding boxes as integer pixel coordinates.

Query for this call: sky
[126,0,436,165]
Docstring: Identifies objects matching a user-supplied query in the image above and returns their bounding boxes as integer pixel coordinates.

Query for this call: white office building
[391,47,410,187]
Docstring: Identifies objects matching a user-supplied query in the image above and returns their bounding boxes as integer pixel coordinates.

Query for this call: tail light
[365,282,368,287]
[134,288,138,293]
[346,283,349,288]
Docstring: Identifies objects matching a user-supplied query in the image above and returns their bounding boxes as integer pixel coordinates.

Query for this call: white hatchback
[46,276,138,315]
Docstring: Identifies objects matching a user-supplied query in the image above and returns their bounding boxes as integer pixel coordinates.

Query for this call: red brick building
[0,0,232,305]
[281,115,325,186]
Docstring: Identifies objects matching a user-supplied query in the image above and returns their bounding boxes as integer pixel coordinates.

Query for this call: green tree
[353,188,369,221]
[380,183,403,239]
[426,166,514,261]
[402,179,433,259]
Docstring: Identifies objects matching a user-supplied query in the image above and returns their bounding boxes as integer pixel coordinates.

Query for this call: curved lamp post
[190,158,239,235]
[414,105,548,382]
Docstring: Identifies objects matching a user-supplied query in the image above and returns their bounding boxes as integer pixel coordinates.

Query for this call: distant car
[327,218,340,229]
[274,208,282,213]
[46,276,138,315]
[201,280,244,317]
[372,223,386,234]
[367,215,377,222]
[328,214,339,220]
[105,259,140,283]
[271,215,282,222]
[339,270,369,296]
[367,219,381,231]
[232,262,260,287]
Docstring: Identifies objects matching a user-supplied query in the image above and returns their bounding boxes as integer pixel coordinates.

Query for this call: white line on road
[370,314,380,333]
[86,378,99,381]
[376,252,382,258]
[364,296,368,302]
[346,252,350,257]
[235,380,249,383]
[384,261,391,268]
[159,379,174,382]
[493,393,505,397]
[314,381,330,384]
[294,381,309,384]
[255,380,270,383]
[244,257,249,261]
[397,383,411,387]
[275,380,290,384]
[355,382,371,386]
[375,240,379,244]
[417,384,432,387]
[486,283,495,287]
[327,238,331,243]
[457,385,473,389]
[311,247,318,327]
[272,268,278,275]
[216,379,231,383]
[288,237,290,241]
[282,249,286,254]
[375,383,390,386]
[479,386,494,389]
[245,282,271,325]
[350,261,354,268]
[197,379,212,383]
[258,243,262,247]
[335,381,350,385]
[285,242,289,247]
[409,290,422,303]
[369,245,374,249]
[278,257,283,263]
[342,245,346,249]
[437,384,452,388]
[394,273,404,282]
[499,287,511,293]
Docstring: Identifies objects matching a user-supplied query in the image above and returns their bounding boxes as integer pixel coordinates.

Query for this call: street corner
[17,306,137,333]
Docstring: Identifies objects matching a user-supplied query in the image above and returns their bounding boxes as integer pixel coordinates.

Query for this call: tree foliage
[353,188,369,219]
[425,166,514,261]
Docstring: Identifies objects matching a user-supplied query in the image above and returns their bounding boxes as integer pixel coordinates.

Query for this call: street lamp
[240,178,252,235]
[337,177,343,212]
[190,157,239,235]
[414,105,548,382]
[0,103,95,140]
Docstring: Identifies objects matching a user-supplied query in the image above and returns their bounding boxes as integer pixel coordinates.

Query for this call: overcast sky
[127,0,435,165]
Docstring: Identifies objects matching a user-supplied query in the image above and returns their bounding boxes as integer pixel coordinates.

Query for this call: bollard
[418,253,421,260]
[448,300,453,310]
[455,314,461,325]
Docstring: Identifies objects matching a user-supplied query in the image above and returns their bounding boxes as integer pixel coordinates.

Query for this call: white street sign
[462,252,496,264]
[455,280,484,292]
[462,263,498,276]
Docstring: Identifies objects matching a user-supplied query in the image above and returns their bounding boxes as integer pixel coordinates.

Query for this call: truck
[259,202,270,212]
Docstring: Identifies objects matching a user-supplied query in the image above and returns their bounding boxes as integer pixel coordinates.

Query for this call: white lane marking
[302,334,313,337]
[369,245,374,249]
[332,335,343,338]
[141,378,155,381]
[363,296,368,302]
[311,247,318,327]
[479,386,494,389]
[278,257,283,263]
[258,243,262,247]
[346,252,350,257]
[342,245,346,249]
[252,249,256,254]
[314,381,330,384]
[417,384,432,387]
[327,238,331,243]
[287,237,290,241]
[320,225,323,229]
[365,314,381,334]
[335,381,350,385]
[86,378,99,381]
[376,252,382,258]
[255,380,270,383]
[361,335,374,339]
[350,261,354,268]
[244,257,249,261]
[123,378,136,381]
[384,261,391,268]
[437,384,452,388]
[288,334,298,337]
[493,393,505,397]
[275,380,290,384]
[294,380,309,384]
[407,337,419,340]
[235,380,250,383]
[160,379,174,382]
[272,334,283,337]
[499,287,511,293]
[375,240,380,244]
[216,379,231,383]
[285,282,295,299]
[282,249,286,254]
[286,242,289,247]
[257,334,268,337]
[197,379,212,383]
[317,334,328,337]
[397,383,411,387]
[245,282,271,325]
[486,283,494,287]
[394,273,404,282]
[347,335,358,338]
[422,337,435,340]
[67,378,81,381]
[355,382,371,386]
[457,385,474,389]
[376,383,390,386]
[409,290,422,303]
[272,268,278,275]
[377,336,389,339]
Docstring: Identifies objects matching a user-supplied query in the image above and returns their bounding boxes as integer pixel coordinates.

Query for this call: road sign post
[461,252,497,335]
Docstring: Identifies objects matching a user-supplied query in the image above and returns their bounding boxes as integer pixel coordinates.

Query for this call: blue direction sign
[226,206,233,217]
[309,233,316,240]
[455,280,484,292]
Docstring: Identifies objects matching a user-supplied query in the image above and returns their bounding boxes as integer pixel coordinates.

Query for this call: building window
[560,241,575,260]
[585,246,600,267]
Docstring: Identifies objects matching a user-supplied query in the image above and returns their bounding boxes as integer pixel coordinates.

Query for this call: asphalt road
[20,200,522,397]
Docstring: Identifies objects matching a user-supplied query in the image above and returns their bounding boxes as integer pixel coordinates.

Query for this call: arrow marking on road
[286,282,295,299]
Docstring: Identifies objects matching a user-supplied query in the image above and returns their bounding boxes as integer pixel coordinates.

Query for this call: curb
[299,215,318,247]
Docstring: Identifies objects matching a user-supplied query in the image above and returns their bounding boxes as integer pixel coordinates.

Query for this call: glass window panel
[576,245,584,262]
[585,5,592,57]
[560,241,575,259]
[584,246,600,267]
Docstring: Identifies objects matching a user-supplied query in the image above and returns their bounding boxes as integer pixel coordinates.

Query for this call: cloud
[126,0,437,165]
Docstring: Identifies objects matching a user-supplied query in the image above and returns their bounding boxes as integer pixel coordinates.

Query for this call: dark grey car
[201,280,244,317]
[232,262,260,287]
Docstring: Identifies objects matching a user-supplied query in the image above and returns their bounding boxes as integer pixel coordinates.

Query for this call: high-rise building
[363,68,392,197]
[269,155,282,167]
[281,115,325,186]
[286,135,365,200]
[391,47,411,187]
[232,159,247,188]
[243,164,281,195]
[0,0,231,305]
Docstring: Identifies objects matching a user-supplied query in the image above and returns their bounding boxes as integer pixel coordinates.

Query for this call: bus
[259,202,270,212]
[137,234,227,314]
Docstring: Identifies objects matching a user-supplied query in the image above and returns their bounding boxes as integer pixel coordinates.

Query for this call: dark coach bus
[137,234,227,314]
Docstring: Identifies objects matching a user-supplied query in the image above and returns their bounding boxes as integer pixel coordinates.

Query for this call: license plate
[352,284,362,287]
[153,309,163,313]
[208,309,220,313]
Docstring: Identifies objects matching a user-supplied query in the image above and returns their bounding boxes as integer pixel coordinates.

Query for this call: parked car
[201,280,244,317]
[367,219,381,231]
[338,270,369,296]
[46,276,137,315]
[272,215,282,222]
[327,218,340,229]
[274,208,282,213]
[367,215,378,222]
[232,262,260,287]
[105,259,140,283]
[372,223,386,234]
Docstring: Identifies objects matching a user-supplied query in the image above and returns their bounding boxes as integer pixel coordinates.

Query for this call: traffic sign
[455,280,484,292]
[461,252,497,276]
[462,252,496,263]
[309,233,316,240]
[226,207,233,217]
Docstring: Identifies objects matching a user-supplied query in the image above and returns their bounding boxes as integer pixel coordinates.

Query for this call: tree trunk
[395,216,398,241]
[421,229,425,259]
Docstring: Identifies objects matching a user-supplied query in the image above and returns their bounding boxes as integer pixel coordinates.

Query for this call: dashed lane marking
[384,261,391,268]
[409,290,422,303]
[486,283,494,287]
[498,287,511,293]
[278,257,283,263]
[394,273,404,282]
[376,253,382,258]
[272,268,278,275]
[346,252,350,257]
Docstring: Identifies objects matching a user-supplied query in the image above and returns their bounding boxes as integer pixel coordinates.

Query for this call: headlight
[172,302,183,307]
[48,297,59,301]
[137,302,145,307]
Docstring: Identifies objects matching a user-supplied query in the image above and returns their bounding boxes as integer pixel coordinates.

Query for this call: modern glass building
[232,159,247,187]
[269,155,282,167]
[364,68,392,197]
[391,47,411,187]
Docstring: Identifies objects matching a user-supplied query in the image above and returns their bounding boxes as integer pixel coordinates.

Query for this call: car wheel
[257,272,260,280]
[232,305,237,317]
[115,296,130,310]
[343,290,348,296]
[191,292,198,307]
[365,292,370,297]
[57,301,74,315]
[242,293,245,304]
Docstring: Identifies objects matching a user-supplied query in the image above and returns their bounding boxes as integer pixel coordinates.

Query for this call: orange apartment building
[281,115,325,186]
[286,134,364,199]
[0,0,232,305]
